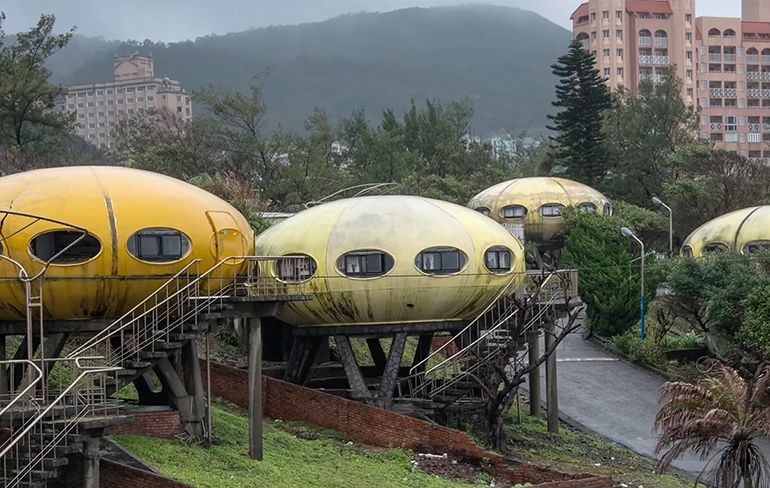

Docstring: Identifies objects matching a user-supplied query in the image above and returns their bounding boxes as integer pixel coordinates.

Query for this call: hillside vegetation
[52,5,570,133]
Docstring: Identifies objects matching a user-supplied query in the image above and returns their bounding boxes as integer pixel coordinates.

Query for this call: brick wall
[52,458,191,488]
[202,360,612,488]
[111,409,182,439]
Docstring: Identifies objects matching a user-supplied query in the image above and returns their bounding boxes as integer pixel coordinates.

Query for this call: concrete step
[137,351,168,360]
[4,457,69,470]
[154,341,182,351]
[169,332,198,342]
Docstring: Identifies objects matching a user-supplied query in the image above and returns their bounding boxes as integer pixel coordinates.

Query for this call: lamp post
[621,227,646,340]
[652,196,673,257]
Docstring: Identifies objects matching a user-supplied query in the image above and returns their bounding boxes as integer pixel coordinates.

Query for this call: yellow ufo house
[468,177,612,247]
[0,166,253,320]
[254,196,525,327]
[682,206,770,257]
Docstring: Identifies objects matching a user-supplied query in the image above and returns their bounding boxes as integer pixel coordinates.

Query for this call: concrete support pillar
[527,330,541,418]
[155,356,203,439]
[284,336,321,385]
[545,321,559,434]
[410,334,433,373]
[81,434,101,488]
[247,317,263,461]
[377,333,407,408]
[334,335,371,401]
[181,340,206,436]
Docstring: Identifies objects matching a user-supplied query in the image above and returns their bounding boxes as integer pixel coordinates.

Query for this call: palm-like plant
[655,365,770,488]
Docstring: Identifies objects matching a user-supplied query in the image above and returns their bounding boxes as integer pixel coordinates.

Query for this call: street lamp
[652,196,673,257]
[621,227,646,340]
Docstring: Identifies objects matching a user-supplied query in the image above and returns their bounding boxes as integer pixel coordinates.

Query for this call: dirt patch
[411,453,508,486]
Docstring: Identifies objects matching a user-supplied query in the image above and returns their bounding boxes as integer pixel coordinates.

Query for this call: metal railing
[0,358,120,488]
[747,88,770,97]
[639,54,668,65]
[68,255,311,366]
[748,72,770,80]
[710,88,737,97]
[403,270,577,401]
[639,37,652,47]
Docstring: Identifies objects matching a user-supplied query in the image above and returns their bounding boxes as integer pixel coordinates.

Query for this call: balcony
[748,157,770,164]
[710,88,737,97]
[708,53,722,62]
[709,122,723,130]
[748,54,759,63]
[763,55,770,64]
[749,123,761,131]
[639,73,664,83]
[654,37,668,47]
[747,88,770,97]
[639,54,669,65]
[639,37,652,47]
[747,72,770,80]
[579,39,591,49]
[724,53,737,62]
[748,133,762,143]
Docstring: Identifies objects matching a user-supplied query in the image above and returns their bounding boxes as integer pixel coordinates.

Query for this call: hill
[53,5,571,134]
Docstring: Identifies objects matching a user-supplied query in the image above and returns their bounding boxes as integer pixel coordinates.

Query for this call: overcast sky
[1,1,743,42]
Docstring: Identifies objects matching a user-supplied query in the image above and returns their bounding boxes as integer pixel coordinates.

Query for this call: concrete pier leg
[334,335,371,401]
[247,317,263,460]
[545,321,559,433]
[81,434,101,488]
[0,335,7,395]
[155,357,203,439]
[366,338,387,376]
[378,333,407,408]
[527,330,541,418]
[181,340,206,437]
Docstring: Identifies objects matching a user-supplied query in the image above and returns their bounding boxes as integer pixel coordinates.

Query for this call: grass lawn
[505,401,706,488]
[113,402,497,488]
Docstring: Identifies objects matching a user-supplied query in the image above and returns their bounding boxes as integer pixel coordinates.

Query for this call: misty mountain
[52,5,571,134]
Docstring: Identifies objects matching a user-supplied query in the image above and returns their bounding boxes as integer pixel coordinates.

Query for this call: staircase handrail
[429,287,563,399]
[409,271,526,376]
[0,362,120,460]
[67,259,202,358]
[0,360,43,418]
[67,255,306,362]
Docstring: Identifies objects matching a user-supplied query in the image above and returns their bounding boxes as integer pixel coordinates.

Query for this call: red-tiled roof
[570,3,589,20]
[625,0,673,15]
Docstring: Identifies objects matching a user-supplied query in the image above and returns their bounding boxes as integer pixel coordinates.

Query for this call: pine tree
[547,40,612,186]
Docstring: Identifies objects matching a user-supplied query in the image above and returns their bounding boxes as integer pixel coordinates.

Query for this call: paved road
[532,331,708,477]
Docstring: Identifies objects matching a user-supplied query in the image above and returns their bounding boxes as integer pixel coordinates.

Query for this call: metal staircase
[0,254,310,487]
[404,270,577,408]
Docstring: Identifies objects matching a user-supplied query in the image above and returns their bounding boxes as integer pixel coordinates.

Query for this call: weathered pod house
[682,205,770,258]
[468,177,612,267]
[254,195,526,327]
[0,166,254,320]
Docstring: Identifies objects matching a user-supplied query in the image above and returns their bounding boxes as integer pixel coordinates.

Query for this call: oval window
[484,246,513,274]
[415,247,467,275]
[30,230,101,264]
[681,245,694,258]
[127,228,191,263]
[500,205,527,219]
[703,242,729,254]
[474,207,491,217]
[336,250,394,277]
[603,203,613,216]
[578,202,597,213]
[743,240,770,254]
[275,254,317,282]
[539,203,565,217]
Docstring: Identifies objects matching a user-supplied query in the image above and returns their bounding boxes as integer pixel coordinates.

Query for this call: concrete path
[533,330,708,477]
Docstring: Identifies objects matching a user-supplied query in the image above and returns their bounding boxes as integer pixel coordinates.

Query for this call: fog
[1,0,742,41]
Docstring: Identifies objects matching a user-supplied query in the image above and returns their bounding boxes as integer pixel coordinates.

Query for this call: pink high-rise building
[572,0,770,158]
[57,54,192,150]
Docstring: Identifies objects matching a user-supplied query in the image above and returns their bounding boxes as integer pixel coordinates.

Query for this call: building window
[500,205,527,219]
[107,110,115,116]
[685,13,692,23]
[275,254,317,282]
[591,12,596,22]
[106,89,113,95]
[603,30,610,38]
[116,99,124,104]
[616,29,623,40]
[87,102,94,107]
[603,48,611,57]
[67,104,75,109]
[617,68,624,77]
[77,103,84,108]
[616,10,623,20]
[602,10,609,19]
[336,250,394,277]
[107,100,114,105]
[744,241,770,254]
[474,207,492,217]
[126,87,135,93]
[86,91,94,96]
[704,243,728,254]
[87,123,95,128]
[539,203,565,217]
[96,90,103,96]
[147,96,154,101]
[30,230,101,263]
[127,228,191,263]
[685,32,692,42]
[127,98,135,103]
[177,106,183,113]
[604,68,611,77]
[77,92,85,98]
[87,113,95,118]
[725,116,737,131]
[78,113,85,119]
[578,202,597,212]
[177,95,182,102]
[617,48,623,58]
[484,246,513,274]
[97,111,104,117]
[686,69,693,79]
[415,247,467,275]
[136,86,145,92]
[117,88,125,94]
[137,97,144,102]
